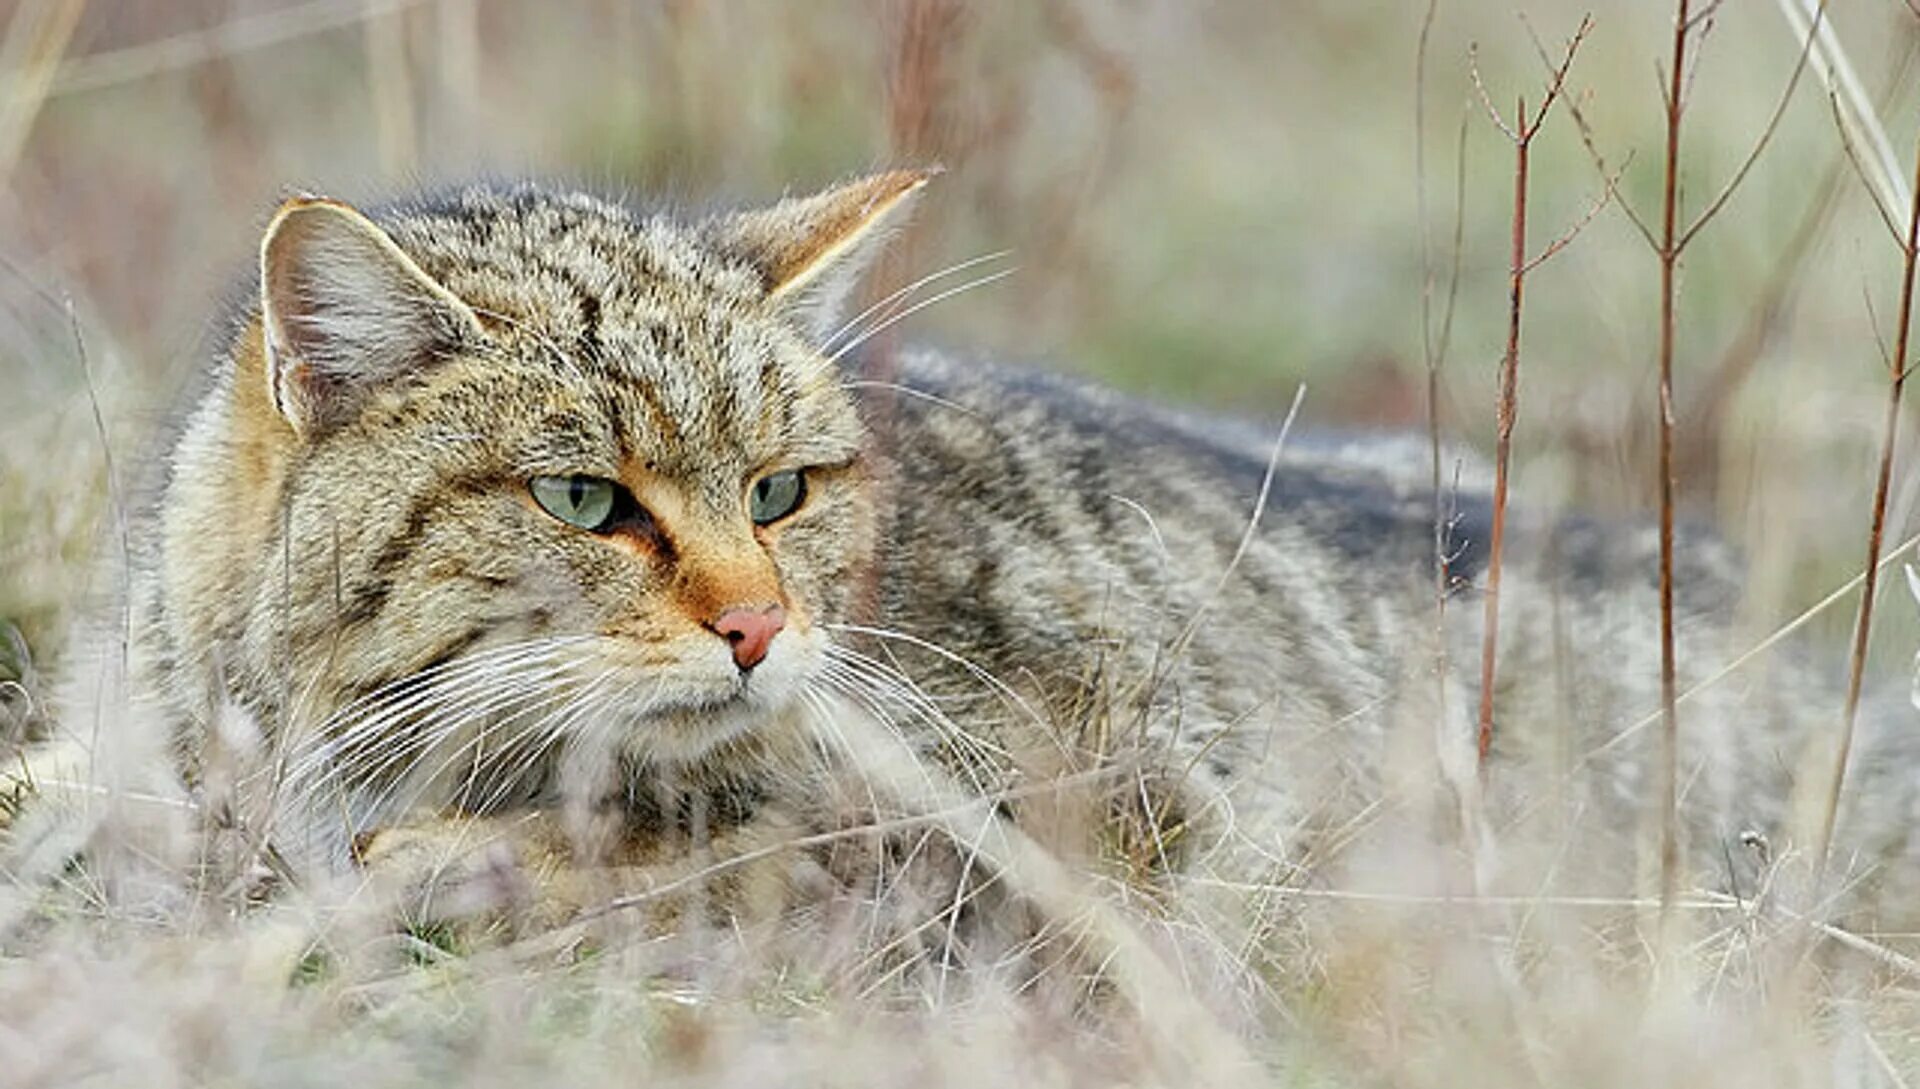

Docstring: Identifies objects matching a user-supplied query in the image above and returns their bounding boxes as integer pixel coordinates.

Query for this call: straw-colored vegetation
[6,1,1920,1085]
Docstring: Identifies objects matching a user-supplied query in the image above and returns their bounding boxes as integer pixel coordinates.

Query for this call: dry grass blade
[0,0,85,179]
[1773,0,1909,221]
[1584,528,1920,766]
[36,0,435,101]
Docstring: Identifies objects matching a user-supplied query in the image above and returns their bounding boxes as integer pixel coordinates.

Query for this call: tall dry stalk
[1650,0,1692,930]
[1561,0,1826,922]
[1469,16,1598,767]
[1815,24,1920,878]
[1415,0,1468,700]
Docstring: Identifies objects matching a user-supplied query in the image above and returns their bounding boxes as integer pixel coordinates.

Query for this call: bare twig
[1676,0,1827,252]
[1519,156,1626,276]
[1864,277,1894,373]
[1831,88,1909,248]
[1553,0,1828,258]
[1563,89,1659,248]
[1680,0,1728,35]
[1471,14,1595,767]
[1466,51,1522,145]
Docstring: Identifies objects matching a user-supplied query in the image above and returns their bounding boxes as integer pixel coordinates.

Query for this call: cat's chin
[595,631,823,764]
[615,672,816,765]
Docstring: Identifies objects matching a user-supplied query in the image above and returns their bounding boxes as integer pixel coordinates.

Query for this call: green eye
[749,470,806,525]
[530,475,619,531]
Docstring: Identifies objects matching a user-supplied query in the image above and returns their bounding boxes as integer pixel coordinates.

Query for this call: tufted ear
[715,168,936,340]
[259,196,483,435]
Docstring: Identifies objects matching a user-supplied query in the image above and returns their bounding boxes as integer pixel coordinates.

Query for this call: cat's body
[17,174,1917,944]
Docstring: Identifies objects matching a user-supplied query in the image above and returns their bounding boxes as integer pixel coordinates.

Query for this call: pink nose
[710,604,786,671]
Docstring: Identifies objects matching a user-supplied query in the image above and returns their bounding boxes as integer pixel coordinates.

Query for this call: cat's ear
[717,168,936,339]
[258,196,483,435]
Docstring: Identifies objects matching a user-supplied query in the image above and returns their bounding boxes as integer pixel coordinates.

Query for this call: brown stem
[1819,130,1920,875]
[1478,99,1530,766]
[1473,16,1594,767]
[1653,0,1691,928]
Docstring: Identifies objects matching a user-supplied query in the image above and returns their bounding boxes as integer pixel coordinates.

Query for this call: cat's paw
[349,813,576,947]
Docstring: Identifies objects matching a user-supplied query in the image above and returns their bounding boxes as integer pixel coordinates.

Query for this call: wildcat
[9,170,1916,950]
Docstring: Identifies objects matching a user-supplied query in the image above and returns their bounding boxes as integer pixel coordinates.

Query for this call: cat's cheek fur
[761,481,875,629]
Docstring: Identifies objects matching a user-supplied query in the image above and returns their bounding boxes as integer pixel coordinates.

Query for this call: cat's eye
[749,470,807,525]
[530,474,619,532]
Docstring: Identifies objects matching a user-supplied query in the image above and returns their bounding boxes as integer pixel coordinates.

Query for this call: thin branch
[64,299,125,581]
[1681,0,1728,35]
[1534,35,1660,248]
[1520,155,1627,276]
[1864,277,1893,372]
[1676,0,1828,252]
[1467,46,1522,145]
[1512,13,1594,142]
[1678,8,1717,111]
[1776,0,1909,219]
[1831,88,1908,247]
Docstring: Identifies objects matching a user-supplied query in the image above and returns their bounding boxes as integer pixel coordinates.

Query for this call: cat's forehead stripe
[380,186,801,461]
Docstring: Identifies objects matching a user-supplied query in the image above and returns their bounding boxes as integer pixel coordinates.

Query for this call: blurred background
[5,0,1920,681]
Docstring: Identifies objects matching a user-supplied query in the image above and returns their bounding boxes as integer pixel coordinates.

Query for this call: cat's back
[868,346,1475,584]
[855,346,1497,765]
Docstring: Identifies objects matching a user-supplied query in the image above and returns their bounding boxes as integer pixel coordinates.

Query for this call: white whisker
[824,267,1020,366]
[354,675,592,820]
[819,250,1013,356]
[286,638,593,785]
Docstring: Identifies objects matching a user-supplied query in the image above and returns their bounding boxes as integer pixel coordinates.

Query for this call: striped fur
[48,174,1920,927]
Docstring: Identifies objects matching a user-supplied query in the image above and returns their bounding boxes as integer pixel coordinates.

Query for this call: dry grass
[7,1,1920,1085]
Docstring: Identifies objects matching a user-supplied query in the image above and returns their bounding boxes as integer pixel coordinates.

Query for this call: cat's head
[191,172,929,772]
